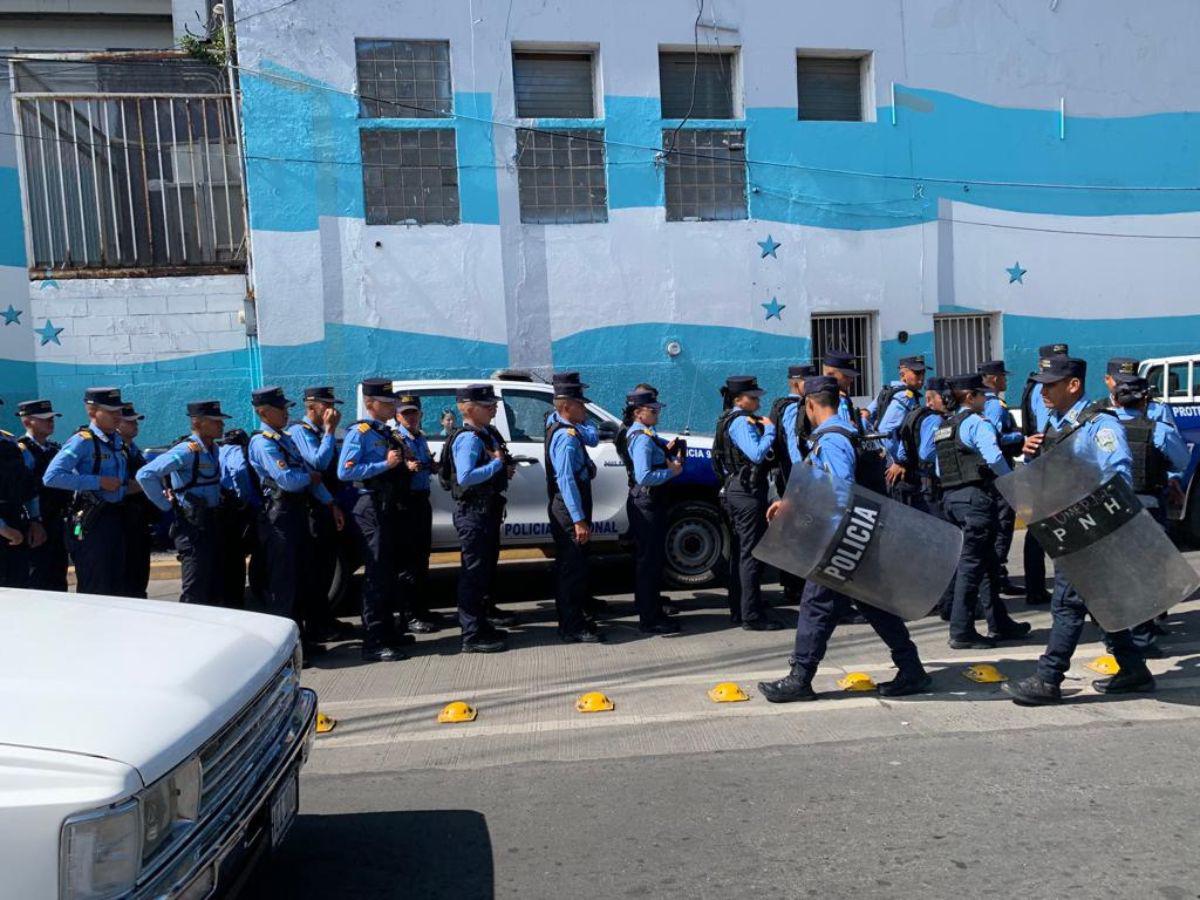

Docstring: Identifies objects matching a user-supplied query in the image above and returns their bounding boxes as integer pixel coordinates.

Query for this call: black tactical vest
[898,406,936,480]
[619,425,669,489]
[1122,416,1168,495]
[17,436,68,520]
[440,425,509,502]
[712,409,768,490]
[1042,402,1115,452]
[934,409,992,489]
[544,419,596,513]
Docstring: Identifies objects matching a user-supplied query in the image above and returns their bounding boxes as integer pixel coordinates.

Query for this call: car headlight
[60,799,140,900]
[292,641,303,683]
[140,756,201,862]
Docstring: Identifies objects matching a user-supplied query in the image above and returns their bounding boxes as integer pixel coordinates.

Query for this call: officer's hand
[506,464,517,479]
[309,471,322,485]
[323,407,342,432]
[405,459,420,472]
[573,521,591,545]
[28,521,47,549]
[1168,479,1186,506]
[330,504,345,532]
[1022,434,1044,456]
[491,448,505,461]
[885,463,905,486]
[0,525,23,547]
[99,475,122,492]
[667,457,684,475]
[386,449,404,469]
[765,500,784,523]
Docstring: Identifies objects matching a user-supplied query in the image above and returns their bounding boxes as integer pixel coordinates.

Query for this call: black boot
[1002,674,1062,706]
[878,670,932,697]
[1093,666,1155,694]
[758,665,817,703]
[988,620,1032,641]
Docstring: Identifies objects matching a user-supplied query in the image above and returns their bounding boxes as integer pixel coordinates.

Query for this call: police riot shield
[995,428,1200,633]
[753,462,963,620]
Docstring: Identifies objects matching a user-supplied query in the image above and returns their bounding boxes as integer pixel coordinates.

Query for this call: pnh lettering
[822,504,879,583]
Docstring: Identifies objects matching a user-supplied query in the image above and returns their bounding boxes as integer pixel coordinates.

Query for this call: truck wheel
[663,500,728,588]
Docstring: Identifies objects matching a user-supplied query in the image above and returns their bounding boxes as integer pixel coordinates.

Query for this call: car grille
[198,654,298,819]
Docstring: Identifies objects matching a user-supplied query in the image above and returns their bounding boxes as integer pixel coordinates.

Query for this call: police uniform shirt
[136,434,222,512]
[894,412,944,472]
[1030,382,1052,434]
[780,395,805,465]
[835,394,857,427]
[248,426,334,503]
[877,386,920,459]
[337,420,396,486]
[219,443,261,508]
[806,419,856,481]
[865,380,902,419]
[287,415,337,472]
[394,422,433,492]
[0,431,40,528]
[1147,400,1178,429]
[1044,397,1132,485]
[727,414,775,463]
[548,413,591,523]
[626,423,676,487]
[43,423,128,504]
[982,391,1023,451]
[452,428,505,487]
[1113,406,1190,482]
[935,413,1011,480]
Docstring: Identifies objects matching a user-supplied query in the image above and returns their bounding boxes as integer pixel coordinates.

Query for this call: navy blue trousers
[790,580,923,679]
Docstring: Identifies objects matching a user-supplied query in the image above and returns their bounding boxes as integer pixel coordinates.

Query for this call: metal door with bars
[811,312,877,399]
[934,314,994,378]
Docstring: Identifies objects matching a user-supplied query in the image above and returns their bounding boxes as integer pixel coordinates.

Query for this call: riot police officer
[116,402,153,599]
[393,394,445,633]
[248,386,345,650]
[136,401,231,606]
[545,378,604,643]
[935,373,1030,648]
[17,400,66,591]
[713,375,783,631]
[217,427,259,607]
[1019,343,1069,606]
[0,399,41,588]
[758,376,931,702]
[769,364,815,603]
[339,379,418,662]
[440,384,515,654]
[878,355,926,506]
[43,388,131,595]
[1106,357,1179,427]
[1006,357,1153,703]
[821,351,864,427]
[977,360,1024,595]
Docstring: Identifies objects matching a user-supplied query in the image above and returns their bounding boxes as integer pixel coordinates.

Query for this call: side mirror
[596,420,620,441]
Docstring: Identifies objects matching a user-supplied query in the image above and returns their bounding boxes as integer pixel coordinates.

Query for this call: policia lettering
[817,497,882,585]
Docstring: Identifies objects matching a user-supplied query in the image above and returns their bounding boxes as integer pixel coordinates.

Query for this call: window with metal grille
[515,129,607,224]
[360,128,460,225]
[11,57,244,274]
[356,39,452,119]
[512,51,595,118]
[796,55,865,121]
[658,51,736,118]
[662,129,746,222]
[811,313,878,399]
[933,314,994,378]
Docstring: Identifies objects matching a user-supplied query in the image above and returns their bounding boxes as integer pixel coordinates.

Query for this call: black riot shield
[995,428,1200,632]
[753,462,963,620]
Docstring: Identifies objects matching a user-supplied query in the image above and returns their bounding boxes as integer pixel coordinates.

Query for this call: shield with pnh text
[753,461,963,620]
[995,427,1200,632]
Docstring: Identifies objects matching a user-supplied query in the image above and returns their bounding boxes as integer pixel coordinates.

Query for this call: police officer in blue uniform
[878,355,926,505]
[1006,357,1154,703]
[1106,357,1179,428]
[137,400,232,606]
[713,375,784,631]
[0,399,42,588]
[16,400,66,591]
[217,427,259,607]
[622,388,686,635]
[116,402,154,599]
[758,376,931,702]
[545,377,604,643]
[978,360,1024,595]
[441,384,515,654]
[249,386,345,650]
[339,379,419,662]
[771,364,816,603]
[935,373,1030,648]
[1019,343,1069,605]
[44,388,129,596]
[821,351,864,428]
[393,393,445,633]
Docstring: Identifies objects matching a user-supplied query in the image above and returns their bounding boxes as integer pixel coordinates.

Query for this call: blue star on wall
[1006,262,1027,284]
[39,268,59,291]
[2,304,20,325]
[757,235,781,258]
[761,297,786,321]
[36,319,63,346]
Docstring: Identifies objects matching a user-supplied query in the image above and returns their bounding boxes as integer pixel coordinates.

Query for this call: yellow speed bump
[438,701,478,724]
[575,691,614,713]
[837,672,876,692]
[708,682,749,703]
[962,664,1008,684]
[1087,655,1120,675]
[315,712,337,734]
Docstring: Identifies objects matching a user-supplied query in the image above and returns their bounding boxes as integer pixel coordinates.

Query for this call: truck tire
[662,500,728,588]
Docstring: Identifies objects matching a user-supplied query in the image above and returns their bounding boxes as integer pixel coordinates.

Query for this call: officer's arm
[918,416,940,464]
[729,416,775,463]
[135,447,185,512]
[1157,423,1191,478]
[313,431,337,469]
[1155,402,1178,428]
[43,439,100,492]
[552,434,587,523]
[574,420,599,447]
[338,429,391,482]
[826,436,857,481]
[629,432,669,487]
[877,398,908,458]
[253,440,310,493]
[285,424,319,470]
[1092,421,1133,485]
[454,433,502,486]
[782,405,805,465]
[971,419,1011,476]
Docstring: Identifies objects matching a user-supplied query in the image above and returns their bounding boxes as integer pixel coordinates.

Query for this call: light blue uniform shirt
[248,424,333,504]
[452,428,504,487]
[877,387,919,460]
[43,423,127,504]
[627,424,675,488]
[894,411,943,472]
[393,423,433,492]
[865,380,902,421]
[806,419,857,482]
[548,414,591,522]
[287,416,337,473]
[1041,397,1133,485]
[337,419,396,486]
[0,431,40,527]
[982,391,1023,451]
[135,433,222,512]
[728,413,775,464]
[1147,400,1177,428]
[780,396,805,465]
[1113,406,1190,483]
[219,443,260,508]
[835,394,858,428]
[936,411,1011,479]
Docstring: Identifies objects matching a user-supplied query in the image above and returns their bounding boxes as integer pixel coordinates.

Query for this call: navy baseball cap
[724,375,764,397]
[252,385,294,409]
[16,399,60,418]
[1033,356,1087,384]
[626,388,664,410]
[187,399,230,419]
[456,384,498,405]
[303,385,343,404]
[1038,343,1069,358]
[1106,357,1140,383]
[802,375,840,397]
[788,363,817,379]
[925,376,949,392]
[84,386,124,411]
[397,393,422,412]
[899,355,927,371]
[947,373,985,392]
[822,351,859,375]
[977,359,1010,376]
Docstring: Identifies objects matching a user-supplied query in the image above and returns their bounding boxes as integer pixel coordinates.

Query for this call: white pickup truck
[352,372,728,587]
[0,589,317,899]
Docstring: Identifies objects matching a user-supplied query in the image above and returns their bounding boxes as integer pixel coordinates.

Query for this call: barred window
[356,39,452,119]
[662,129,746,222]
[797,55,866,122]
[515,129,607,224]
[933,313,995,378]
[811,313,878,399]
[360,129,460,225]
[658,51,736,119]
[512,51,595,118]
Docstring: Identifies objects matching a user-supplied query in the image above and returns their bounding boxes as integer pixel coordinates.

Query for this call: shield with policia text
[753,462,963,620]
[995,428,1200,633]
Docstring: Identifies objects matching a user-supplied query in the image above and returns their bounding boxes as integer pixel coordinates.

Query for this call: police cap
[187,399,231,419]
[456,384,498,405]
[551,371,589,390]
[788,363,817,379]
[303,385,343,404]
[723,375,764,398]
[898,355,927,371]
[121,403,146,422]
[822,350,859,375]
[1032,356,1087,384]
[251,385,294,409]
[1113,376,1151,406]
[626,388,664,410]
[397,393,421,412]
[16,399,60,418]
[361,379,398,402]
[554,382,592,403]
[924,376,949,392]
[947,373,985,392]
[802,375,840,398]
[1106,357,1141,383]
[1037,343,1069,358]
[84,386,124,411]
[977,359,1010,376]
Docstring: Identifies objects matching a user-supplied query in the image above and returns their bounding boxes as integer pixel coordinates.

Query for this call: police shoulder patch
[78,429,94,440]
[566,428,577,437]
[0,429,11,438]
[357,422,371,433]
[1095,428,1118,453]
[187,441,201,452]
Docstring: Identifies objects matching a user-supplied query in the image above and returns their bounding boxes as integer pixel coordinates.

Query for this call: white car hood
[0,590,296,785]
